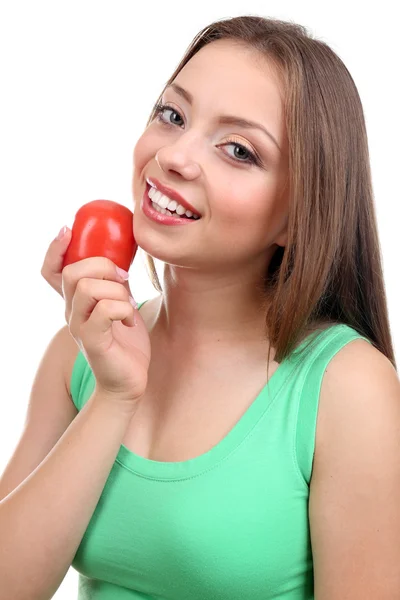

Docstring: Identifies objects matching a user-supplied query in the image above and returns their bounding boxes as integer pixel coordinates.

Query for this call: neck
[152,263,271,352]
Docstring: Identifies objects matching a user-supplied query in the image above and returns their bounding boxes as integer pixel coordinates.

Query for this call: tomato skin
[63,200,137,271]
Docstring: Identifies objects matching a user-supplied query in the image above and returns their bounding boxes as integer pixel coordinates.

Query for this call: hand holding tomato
[41,200,137,298]
[62,256,151,404]
[41,199,151,406]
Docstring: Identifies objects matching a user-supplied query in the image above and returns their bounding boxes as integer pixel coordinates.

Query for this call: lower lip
[141,184,201,226]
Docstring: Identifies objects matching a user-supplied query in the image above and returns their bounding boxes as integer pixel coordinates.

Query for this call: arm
[0,325,78,501]
[309,339,400,599]
[0,327,137,600]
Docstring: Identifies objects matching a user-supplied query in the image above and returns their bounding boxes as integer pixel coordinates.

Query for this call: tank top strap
[294,324,372,487]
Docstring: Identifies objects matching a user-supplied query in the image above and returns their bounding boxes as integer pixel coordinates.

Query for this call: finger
[81,299,136,352]
[120,278,134,298]
[62,256,129,323]
[69,278,131,327]
[40,227,72,296]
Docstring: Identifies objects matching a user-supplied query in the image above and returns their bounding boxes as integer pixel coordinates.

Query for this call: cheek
[133,131,155,173]
[218,180,275,226]
[212,179,286,251]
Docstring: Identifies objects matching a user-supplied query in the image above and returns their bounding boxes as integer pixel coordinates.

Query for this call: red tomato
[63,200,137,271]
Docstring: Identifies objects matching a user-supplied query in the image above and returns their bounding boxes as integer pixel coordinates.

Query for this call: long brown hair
[140,15,397,371]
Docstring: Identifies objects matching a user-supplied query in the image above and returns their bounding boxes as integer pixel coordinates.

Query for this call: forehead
[171,40,284,122]
[169,40,286,150]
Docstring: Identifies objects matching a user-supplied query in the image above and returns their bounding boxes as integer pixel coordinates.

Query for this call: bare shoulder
[317,338,399,429]
[309,338,400,596]
[315,337,400,471]
[313,337,400,475]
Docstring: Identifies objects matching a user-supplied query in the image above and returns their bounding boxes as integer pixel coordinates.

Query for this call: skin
[133,39,400,596]
[38,37,400,596]
[132,39,289,358]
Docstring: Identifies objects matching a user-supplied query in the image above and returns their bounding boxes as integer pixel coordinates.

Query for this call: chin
[132,222,164,262]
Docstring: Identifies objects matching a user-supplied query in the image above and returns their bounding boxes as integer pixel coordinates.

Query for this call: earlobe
[273,208,289,248]
[275,231,288,248]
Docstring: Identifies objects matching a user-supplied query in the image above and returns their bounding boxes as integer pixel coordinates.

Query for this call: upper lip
[146,177,201,217]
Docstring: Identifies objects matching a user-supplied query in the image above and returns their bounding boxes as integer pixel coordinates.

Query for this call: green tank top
[70,299,371,599]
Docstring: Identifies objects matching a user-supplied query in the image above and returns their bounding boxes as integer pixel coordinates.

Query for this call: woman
[1,15,399,600]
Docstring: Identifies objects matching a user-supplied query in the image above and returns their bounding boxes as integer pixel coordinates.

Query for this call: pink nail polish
[129,296,138,309]
[56,226,68,241]
[129,296,138,327]
[116,267,130,280]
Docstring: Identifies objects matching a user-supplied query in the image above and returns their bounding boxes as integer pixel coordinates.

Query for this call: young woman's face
[132,39,289,274]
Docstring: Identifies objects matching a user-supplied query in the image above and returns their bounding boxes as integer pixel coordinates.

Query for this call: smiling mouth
[141,183,201,226]
[146,183,201,220]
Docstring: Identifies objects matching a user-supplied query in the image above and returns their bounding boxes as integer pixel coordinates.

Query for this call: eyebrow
[167,82,282,154]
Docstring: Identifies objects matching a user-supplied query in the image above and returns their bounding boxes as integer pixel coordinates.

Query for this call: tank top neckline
[115,299,339,481]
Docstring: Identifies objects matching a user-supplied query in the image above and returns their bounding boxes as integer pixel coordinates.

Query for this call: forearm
[0,391,136,600]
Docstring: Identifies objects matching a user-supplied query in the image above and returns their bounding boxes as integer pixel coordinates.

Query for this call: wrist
[92,386,141,418]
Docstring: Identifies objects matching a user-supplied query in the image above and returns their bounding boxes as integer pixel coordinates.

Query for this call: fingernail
[129,295,138,309]
[116,266,130,280]
[56,226,68,241]
[129,296,138,327]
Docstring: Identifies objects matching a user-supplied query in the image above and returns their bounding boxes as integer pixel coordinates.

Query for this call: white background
[0,1,398,597]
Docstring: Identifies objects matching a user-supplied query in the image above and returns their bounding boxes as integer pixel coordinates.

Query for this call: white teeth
[167,199,178,212]
[151,202,173,217]
[157,192,170,209]
[148,185,200,219]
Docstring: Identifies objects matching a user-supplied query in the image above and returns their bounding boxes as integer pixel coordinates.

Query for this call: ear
[275,233,287,248]
[274,222,288,248]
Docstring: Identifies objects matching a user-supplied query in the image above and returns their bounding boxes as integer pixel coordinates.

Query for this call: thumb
[48,226,72,272]
[41,226,72,296]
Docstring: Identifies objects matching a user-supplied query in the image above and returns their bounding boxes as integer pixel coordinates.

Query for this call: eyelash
[152,103,262,167]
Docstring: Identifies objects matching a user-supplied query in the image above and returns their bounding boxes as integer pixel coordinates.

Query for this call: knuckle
[41,266,51,281]
[96,298,110,315]
[76,277,90,295]
[61,263,73,284]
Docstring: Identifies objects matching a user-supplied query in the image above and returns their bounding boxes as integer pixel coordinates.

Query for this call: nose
[155,136,202,180]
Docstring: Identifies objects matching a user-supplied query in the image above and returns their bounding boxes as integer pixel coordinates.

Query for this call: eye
[221,140,260,166]
[152,103,263,167]
[153,103,184,127]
